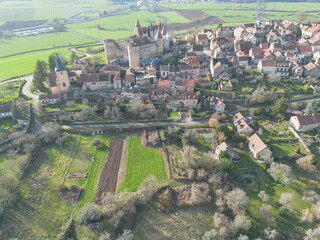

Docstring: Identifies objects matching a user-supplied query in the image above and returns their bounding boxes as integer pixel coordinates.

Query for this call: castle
[104,20,170,69]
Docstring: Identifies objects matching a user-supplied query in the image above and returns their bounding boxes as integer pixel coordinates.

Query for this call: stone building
[104,20,170,69]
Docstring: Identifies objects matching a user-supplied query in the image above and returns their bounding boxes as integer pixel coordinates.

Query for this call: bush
[92,138,101,147]
[231,134,246,142]
[296,155,317,172]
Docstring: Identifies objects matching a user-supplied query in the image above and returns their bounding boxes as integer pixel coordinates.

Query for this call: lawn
[119,135,168,192]
[233,83,258,92]
[134,205,213,240]
[0,46,80,81]
[232,151,319,239]
[0,81,23,104]
[269,142,308,157]
[0,32,95,57]
[44,101,86,113]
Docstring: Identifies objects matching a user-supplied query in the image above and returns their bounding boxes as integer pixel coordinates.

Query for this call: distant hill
[216,0,320,2]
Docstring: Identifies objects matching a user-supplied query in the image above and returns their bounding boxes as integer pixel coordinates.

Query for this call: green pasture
[119,135,168,192]
[0,81,22,104]
[0,32,95,57]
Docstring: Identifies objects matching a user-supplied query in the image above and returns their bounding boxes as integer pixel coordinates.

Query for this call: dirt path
[96,138,124,202]
[116,137,128,191]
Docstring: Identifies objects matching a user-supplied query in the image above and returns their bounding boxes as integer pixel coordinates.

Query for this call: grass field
[0,32,95,57]
[232,152,319,239]
[66,9,190,40]
[0,133,111,239]
[0,46,82,81]
[269,141,308,157]
[119,135,168,192]
[134,205,213,240]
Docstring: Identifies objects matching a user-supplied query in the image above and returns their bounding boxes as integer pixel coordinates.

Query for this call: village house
[113,75,122,89]
[196,33,209,45]
[248,133,273,162]
[303,26,320,38]
[276,61,290,77]
[290,114,320,132]
[100,65,121,76]
[258,60,276,74]
[209,96,225,113]
[80,73,113,90]
[150,89,166,101]
[184,92,198,108]
[73,59,88,70]
[304,62,320,79]
[233,112,254,135]
[215,142,240,161]
[124,70,136,87]
[39,94,61,105]
[0,104,12,119]
[158,79,171,91]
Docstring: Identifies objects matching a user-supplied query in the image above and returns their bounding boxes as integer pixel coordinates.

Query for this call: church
[48,53,77,94]
[104,20,170,69]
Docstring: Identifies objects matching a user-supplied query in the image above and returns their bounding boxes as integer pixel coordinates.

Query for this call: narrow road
[69,47,92,58]
[21,75,42,134]
[65,28,104,44]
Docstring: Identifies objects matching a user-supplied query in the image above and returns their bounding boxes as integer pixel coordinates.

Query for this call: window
[62,83,66,87]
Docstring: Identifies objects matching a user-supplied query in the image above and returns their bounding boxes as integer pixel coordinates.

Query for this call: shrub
[92,138,101,147]
[296,155,317,172]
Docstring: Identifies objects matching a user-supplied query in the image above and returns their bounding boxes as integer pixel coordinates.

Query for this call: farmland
[0,133,110,239]
[118,135,168,192]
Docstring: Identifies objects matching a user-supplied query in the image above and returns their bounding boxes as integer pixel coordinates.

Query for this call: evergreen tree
[305,100,319,115]
[33,59,47,91]
[10,100,21,123]
[292,25,302,38]
[70,51,77,65]
[272,97,287,117]
[48,54,56,73]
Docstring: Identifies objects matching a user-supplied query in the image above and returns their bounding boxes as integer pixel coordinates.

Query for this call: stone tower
[128,44,140,69]
[55,53,70,93]
[134,19,141,36]
[155,28,164,55]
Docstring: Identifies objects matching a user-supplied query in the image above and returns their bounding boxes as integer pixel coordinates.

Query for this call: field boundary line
[62,137,81,183]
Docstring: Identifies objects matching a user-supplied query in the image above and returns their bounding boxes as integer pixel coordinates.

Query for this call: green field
[119,135,168,192]
[0,81,22,104]
[66,10,190,40]
[0,47,82,81]
[0,133,111,239]
[0,32,95,57]
[270,141,308,157]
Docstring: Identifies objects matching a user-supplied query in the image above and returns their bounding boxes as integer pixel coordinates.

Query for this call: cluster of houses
[214,111,273,163]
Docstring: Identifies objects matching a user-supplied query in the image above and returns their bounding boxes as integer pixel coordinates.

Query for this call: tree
[117,229,133,240]
[33,59,47,91]
[234,215,252,231]
[292,25,302,38]
[304,227,320,240]
[92,138,101,147]
[218,156,232,172]
[272,97,287,117]
[48,54,56,73]
[258,191,270,202]
[202,229,217,240]
[267,162,292,185]
[264,227,277,240]
[10,99,21,123]
[209,118,219,128]
[267,73,281,84]
[296,155,317,172]
[216,23,223,30]
[99,232,111,240]
[238,235,249,240]
[75,106,97,121]
[278,192,293,212]
[77,204,101,225]
[260,205,276,227]
[225,188,249,214]
[296,11,308,22]
[90,55,102,68]
[305,100,319,115]
[70,51,77,64]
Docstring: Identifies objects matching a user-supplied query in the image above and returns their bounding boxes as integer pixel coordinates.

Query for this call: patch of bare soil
[58,186,82,205]
[116,137,128,191]
[96,138,124,203]
[166,16,225,32]
[176,10,210,21]
[68,171,86,179]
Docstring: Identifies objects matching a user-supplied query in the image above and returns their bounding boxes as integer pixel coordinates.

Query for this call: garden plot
[70,142,92,170]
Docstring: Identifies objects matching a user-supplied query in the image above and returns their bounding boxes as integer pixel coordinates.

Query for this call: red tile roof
[158,79,170,86]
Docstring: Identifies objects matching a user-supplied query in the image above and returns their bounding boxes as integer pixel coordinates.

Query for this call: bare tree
[202,229,217,240]
[259,205,276,227]
[225,188,249,214]
[258,191,270,202]
[278,193,293,212]
[267,162,293,185]
[234,215,252,231]
[296,155,317,172]
[304,227,320,240]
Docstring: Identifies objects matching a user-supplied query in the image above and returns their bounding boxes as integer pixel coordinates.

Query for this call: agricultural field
[66,9,190,41]
[0,47,82,81]
[0,32,95,57]
[0,133,111,239]
[118,135,168,192]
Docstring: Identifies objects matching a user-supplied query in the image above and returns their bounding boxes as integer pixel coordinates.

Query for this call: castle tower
[55,53,70,93]
[161,26,170,50]
[128,44,140,69]
[155,28,164,55]
[134,19,141,36]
